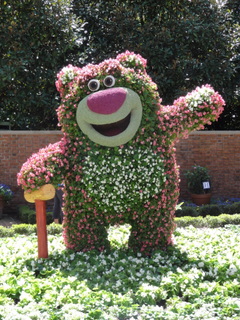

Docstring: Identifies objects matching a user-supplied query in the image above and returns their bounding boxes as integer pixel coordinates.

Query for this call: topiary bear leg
[63,212,110,252]
[128,208,175,255]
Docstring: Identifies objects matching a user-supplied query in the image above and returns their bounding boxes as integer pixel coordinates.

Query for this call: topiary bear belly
[81,147,166,212]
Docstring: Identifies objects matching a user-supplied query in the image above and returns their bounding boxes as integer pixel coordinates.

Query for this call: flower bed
[176,197,240,218]
[0,184,14,202]
[0,224,239,319]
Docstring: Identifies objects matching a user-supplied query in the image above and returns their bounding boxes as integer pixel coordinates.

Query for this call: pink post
[35,199,48,258]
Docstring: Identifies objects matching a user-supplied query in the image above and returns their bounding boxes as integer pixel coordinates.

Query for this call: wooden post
[35,199,48,259]
[24,184,55,259]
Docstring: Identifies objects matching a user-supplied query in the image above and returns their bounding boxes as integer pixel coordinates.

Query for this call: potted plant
[184,165,211,205]
[0,184,14,218]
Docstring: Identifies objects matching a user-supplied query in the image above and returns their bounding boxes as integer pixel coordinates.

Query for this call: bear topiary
[17,51,225,255]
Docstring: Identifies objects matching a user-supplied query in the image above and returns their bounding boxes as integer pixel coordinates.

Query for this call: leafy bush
[175,216,206,228]
[72,0,237,130]
[19,205,53,225]
[47,223,63,235]
[198,204,222,217]
[184,165,211,194]
[1,0,238,130]
[0,214,239,238]
[0,0,81,129]
[175,206,198,217]
[177,198,240,218]
[12,224,37,235]
[226,201,240,214]
[0,226,14,237]
[175,213,240,228]
[0,223,62,238]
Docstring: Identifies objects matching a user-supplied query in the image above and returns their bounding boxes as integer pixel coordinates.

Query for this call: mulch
[0,214,21,228]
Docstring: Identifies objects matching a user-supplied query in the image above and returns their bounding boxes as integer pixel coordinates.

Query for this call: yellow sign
[24,184,56,203]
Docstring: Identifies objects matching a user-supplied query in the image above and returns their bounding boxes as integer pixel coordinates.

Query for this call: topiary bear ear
[56,65,78,87]
[56,65,81,97]
[116,51,147,72]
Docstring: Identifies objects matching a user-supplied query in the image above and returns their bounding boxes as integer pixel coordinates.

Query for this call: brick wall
[1,130,240,212]
[176,131,240,200]
[0,131,63,212]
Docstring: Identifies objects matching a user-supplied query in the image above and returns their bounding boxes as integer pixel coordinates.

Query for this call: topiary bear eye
[88,79,100,91]
[103,75,115,88]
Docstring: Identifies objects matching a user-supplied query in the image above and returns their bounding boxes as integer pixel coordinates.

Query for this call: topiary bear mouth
[76,87,142,147]
[91,113,131,137]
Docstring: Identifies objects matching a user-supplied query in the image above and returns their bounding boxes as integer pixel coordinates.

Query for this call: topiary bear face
[76,85,142,147]
[56,51,160,146]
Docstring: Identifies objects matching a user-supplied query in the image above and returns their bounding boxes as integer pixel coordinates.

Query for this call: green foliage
[72,0,237,129]
[226,201,240,214]
[176,201,240,218]
[0,222,62,237]
[0,0,81,129]
[46,222,63,235]
[18,205,53,225]
[175,206,198,218]
[12,223,37,235]
[1,0,238,129]
[0,184,14,202]
[0,214,239,237]
[211,0,240,130]
[0,226,14,237]
[0,225,239,318]
[175,213,240,228]
[184,165,211,194]
[198,204,222,217]
[175,216,206,228]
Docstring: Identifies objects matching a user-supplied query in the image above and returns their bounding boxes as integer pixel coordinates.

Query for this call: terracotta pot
[191,193,211,206]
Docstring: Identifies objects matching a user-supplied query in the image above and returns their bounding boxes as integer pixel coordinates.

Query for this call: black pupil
[90,81,98,90]
[105,77,113,86]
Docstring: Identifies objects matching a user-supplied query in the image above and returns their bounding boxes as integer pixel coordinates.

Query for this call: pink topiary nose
[87,88,127,115]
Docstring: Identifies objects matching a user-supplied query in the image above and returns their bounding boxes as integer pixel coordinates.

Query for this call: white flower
[227,264,237,275]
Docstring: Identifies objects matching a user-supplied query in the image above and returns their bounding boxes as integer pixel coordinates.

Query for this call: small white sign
[202,181,210,189]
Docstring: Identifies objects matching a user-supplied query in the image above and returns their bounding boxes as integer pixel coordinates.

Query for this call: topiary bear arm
[158,85,225,139]
[17,140,66,192]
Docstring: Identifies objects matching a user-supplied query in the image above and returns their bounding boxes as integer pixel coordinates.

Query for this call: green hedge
[175,214,240,228]
[0,214,239,237]
[0,223,62,238]
[18,205,53,225]
[175,202,240,218]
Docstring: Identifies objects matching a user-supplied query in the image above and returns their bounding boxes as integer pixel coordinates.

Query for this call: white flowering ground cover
[0,225,239,320]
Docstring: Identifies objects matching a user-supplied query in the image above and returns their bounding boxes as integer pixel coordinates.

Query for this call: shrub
[47,223,63,235]
[0,0,80,129]
[175,216,206,228]
[0,226,14,237]
[0,223,62,237]
[175,206,198,217]
[184,165,211,195]
[0,214,239,237]
[12,224,37,235]
[175,214,240,228]
[72,0,236,130]
[226,202,240,214]
[198,204,222,217]
[18,205,53,225]
[2,0,237,130]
